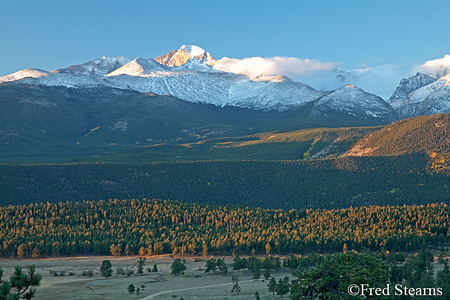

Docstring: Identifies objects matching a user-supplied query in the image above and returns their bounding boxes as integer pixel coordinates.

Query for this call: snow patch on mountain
[105,71,243,107]
[312,84,396,120]
[174,59,220,72]
[104,68,323,110]
[18,73,107,88]
[250,74,289,82]
[227,77,325,110]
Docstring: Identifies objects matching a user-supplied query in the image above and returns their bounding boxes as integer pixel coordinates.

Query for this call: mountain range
[2,45,449,120]
[1,44,450,165]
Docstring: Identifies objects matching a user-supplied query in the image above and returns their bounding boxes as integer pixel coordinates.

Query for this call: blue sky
[1,0,450,85]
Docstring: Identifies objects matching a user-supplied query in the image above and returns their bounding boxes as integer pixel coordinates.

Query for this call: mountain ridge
[343,113,450,172]
[1,45,449,121]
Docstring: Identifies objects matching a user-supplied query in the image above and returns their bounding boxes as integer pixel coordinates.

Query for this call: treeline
[0,199,448,259]
[1,153,450,210]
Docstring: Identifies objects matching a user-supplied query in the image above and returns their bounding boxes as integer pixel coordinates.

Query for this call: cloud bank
[301,65,417,100]
[214,56,336,78]
[213,54,450,100]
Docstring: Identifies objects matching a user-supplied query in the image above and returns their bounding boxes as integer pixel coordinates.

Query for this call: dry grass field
[0,255,293,300]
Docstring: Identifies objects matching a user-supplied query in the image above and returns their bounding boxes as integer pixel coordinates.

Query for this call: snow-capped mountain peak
[179,45,207,59]
[391,72,450,118]
[155,45,215,67]
[52,56,132,76]
[388,72,436,109]
[106,58,169,77]
[0,68,49,83]
[311,84,396,121]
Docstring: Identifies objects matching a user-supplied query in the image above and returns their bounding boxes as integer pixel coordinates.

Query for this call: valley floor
[0,255,293,300]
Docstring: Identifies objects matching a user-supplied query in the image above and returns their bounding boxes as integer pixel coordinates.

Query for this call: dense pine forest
[0,199,448,259]
[1,153,449,210]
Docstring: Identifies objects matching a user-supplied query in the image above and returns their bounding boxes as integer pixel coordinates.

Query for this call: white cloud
[415,54,450,78]
[214,56,336,78]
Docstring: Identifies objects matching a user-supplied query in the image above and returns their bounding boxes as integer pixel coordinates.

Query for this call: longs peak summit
[155,45,215,67]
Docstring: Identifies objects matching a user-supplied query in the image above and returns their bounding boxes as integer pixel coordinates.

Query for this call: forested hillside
[2,114,450,212]
[84,126,378,163]
[0,199,448,259]
[345,114,450,164]
[1,154,449,209]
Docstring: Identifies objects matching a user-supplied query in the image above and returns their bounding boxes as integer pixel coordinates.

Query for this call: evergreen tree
[232,256,246,271]
[100,260,112,279]
[205,259,216,273]
[137,257,146,275]
[276,277,290,299]
[436,264,450,299]
[254,290,260,300]
[0,265,42,299]
[127,284,135,294]
[264,268,271,280]
[389,264,403,284]
[268,277,277,295]
[274,257,281,271]
[221,264,228,276]
[403,250,434,287]
[252,270,260,281]
[291,251,386,300]
[171,258,186,275]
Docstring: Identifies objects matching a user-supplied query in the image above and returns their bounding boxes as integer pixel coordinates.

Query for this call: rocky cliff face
[390,74,450,118]
[155,50,178,66]
[388,72,436,109]
[155,45,215,67]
